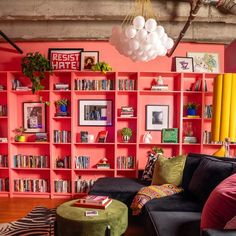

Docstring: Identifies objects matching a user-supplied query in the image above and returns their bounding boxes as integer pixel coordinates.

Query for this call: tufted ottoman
[56,199,128,236]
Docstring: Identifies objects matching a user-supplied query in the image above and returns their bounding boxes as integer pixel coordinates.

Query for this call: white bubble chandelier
[109,0,174,62]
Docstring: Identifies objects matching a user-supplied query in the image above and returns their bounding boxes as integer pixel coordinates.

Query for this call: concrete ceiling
[0,0,236,44]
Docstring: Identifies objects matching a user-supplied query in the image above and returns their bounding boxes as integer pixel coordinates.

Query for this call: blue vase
[187,108,196,116]
[60,105,67,112]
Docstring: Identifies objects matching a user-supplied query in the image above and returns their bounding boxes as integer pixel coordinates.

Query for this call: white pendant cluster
[109,16,174,62]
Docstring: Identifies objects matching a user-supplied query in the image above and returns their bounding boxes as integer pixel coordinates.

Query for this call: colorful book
[78,195,109,205]
[74,198,112,209]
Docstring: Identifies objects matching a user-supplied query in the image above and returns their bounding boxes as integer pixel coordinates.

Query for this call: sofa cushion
[225,216,236,230]
[152,155,186,186]
[142,192,203,220]
[130,184,183,215]
[88,177,146,205]
[145,211,201,236]
[188,156,235,203]
[201,173,236,230]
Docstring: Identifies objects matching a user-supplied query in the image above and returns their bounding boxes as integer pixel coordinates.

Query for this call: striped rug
[0,206,56,236]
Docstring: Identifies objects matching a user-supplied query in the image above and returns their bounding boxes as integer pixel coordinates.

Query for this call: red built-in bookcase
[1,70,234,199]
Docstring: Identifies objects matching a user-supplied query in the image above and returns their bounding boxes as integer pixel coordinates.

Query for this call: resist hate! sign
[48,49,83,70]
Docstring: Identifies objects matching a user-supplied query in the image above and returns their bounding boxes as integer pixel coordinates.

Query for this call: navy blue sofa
[89,153,236,236]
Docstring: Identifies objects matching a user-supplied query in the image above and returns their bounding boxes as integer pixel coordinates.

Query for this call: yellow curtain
[211,73,236,142]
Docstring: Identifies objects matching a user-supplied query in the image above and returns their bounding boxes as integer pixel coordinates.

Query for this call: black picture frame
[175,56,194,72]
[23,102,46,133]
[146,105,169,131]
[48,48,84,71]
[80,51,99,71]
[78,99,113,126]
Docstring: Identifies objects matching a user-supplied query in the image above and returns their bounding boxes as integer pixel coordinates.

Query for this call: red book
[74,198,113,209]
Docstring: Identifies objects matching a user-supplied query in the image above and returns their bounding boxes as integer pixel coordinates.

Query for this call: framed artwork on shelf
[187,52,220,73]
[23,102,46,133]
[79,100,112,126]
[48,48,84,71]
[80,51,99,71]
[175,57,194,72]
[162,128,178,143]
[146,105,169,131]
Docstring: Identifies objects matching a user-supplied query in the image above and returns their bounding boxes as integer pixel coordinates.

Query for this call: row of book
[0,155,8,167]
[75,178,95,193]
[118,79,135,90]
[14,179,48,192]
[204,105,213,118]
[120,106,134,117]
[203,131,212,144]
[55,156,71,168]
[0,105,7,116]
[75,79,114,91]
[0,178,9,191]
[13,155,48,168]
[117,156,134,169]
[189,79,208,92]
[54,180,71,193]
[75,156,90,169]
[12,79,31,91]
[54,130,71,143]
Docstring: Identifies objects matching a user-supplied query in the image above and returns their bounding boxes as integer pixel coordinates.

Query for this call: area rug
[0,206,56,236]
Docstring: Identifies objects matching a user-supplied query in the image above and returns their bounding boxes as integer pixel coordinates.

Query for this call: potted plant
[92,62,112,74]
[55,98,68,113]
[121,127,132,143]
[21,52,52,94]
[14,126,26,142]
[152,146,164,155]
[185,102,199,116]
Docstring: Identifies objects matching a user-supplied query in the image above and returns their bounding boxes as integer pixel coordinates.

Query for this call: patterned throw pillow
[130,184,183,215]
[141,153,158,182]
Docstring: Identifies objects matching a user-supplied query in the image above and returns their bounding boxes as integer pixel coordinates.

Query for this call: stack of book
[151,84,168,91]
[74,195,112,209]
[120,106,134,117]
[54,83,70,90]
[184,136,197,143]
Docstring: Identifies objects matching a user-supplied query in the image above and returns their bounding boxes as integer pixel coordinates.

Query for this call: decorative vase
[60,105,67,112]
[187,108,196,116]
[122,135,130,143]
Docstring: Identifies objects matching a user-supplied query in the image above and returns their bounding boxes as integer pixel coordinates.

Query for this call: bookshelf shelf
[0,70,218,198]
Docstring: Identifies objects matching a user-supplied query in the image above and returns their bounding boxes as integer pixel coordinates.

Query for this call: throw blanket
[0,206,56,236]
[131,184,183,215]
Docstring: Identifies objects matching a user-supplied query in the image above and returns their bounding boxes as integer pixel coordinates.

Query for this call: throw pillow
[130,184,183,215]
[188,157,233,203]
[151,155,186,186]
[141,153,158,182]
[201,173,236,230]
[224,216,236,229]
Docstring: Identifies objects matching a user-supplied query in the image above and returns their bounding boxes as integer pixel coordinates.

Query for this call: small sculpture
[143,132,152,143]
[156,76,164,85]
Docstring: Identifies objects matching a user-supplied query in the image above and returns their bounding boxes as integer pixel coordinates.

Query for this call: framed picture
[175,57,194,72]
[79,100,112,126]
[187,52,220,73]
[81,51,99,71]
[23,102,46,133]
[48,48,84,71]
[146,105,169,131]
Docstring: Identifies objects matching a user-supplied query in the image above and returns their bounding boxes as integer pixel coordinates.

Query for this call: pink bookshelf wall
[0,40,231,198]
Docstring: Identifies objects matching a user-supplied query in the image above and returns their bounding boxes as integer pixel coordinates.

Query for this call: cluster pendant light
[109,0,174,62]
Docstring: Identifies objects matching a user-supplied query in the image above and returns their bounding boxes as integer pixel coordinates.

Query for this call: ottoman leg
[105,225,111,236]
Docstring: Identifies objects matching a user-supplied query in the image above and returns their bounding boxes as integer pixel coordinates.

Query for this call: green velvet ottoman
[56,199,128,236]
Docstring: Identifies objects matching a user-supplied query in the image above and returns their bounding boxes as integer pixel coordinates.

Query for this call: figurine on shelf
[97,157,110,169]
[156,76,164,85]
[143,131,152,143]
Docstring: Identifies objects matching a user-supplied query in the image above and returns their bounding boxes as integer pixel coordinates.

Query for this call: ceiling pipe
[167,0,236,57]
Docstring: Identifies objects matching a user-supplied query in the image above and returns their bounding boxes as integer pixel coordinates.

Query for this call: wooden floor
[0,198,145,236]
